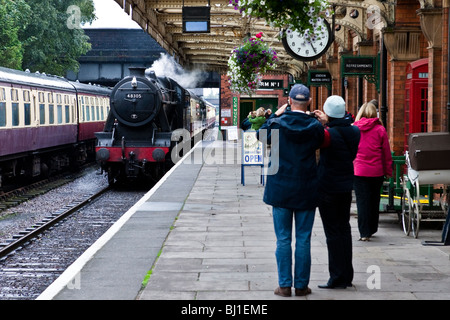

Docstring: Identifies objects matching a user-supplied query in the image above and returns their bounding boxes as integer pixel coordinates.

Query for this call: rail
[0,186,110,259]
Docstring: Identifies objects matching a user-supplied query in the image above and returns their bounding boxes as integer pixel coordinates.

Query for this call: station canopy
[114,0,310,76]
[115,0,395,77]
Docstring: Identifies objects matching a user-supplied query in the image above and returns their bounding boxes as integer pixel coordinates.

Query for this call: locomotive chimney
[128,67,146,77]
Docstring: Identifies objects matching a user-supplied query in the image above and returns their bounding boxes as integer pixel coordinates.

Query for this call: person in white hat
[314,96,361,289]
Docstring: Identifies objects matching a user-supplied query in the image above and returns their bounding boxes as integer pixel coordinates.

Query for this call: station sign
[241,131,264,186]
[342,56,377,76]
[182,6,210,33]
[258,80,283,90]
[242,131,264,165]
[232,96,238,126]
[307,70,332,87]
[341,55,379,91]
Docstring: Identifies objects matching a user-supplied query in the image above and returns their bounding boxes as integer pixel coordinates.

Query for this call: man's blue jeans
[272,207,315,289]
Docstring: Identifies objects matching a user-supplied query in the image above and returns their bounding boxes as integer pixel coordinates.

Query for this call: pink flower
[255,32,263,38]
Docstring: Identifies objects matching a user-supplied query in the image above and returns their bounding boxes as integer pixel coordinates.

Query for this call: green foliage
[0,0,96,75]
[0,0,31,69]
[20,0,96,75]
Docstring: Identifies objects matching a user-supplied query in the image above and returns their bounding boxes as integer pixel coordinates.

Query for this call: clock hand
[310,42,317,54]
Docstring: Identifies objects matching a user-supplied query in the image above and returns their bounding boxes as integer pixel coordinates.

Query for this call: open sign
[241,131,265,186]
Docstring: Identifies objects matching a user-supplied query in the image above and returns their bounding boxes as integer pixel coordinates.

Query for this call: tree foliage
[0,0,31,69]
[0,0,96,75]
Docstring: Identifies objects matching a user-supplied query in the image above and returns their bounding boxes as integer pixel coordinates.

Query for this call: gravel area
[0,167,108,244]
[0,166,150,300]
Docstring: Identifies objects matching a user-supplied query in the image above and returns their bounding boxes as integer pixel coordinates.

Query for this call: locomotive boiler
[95,67,215,184]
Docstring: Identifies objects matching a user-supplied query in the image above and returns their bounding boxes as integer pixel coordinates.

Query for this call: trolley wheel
[411,180,421,238]
[402,184,411,236]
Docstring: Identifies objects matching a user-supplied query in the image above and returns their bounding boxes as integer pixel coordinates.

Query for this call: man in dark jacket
[314,95,361,289]
[257,84,324,297]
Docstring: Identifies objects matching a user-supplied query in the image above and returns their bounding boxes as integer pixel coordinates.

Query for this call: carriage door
[404,58,428,152]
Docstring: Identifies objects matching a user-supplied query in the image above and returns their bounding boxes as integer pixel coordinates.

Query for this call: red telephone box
[404,58,428,151]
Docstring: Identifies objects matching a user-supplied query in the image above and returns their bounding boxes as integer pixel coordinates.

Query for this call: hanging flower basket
[230,0,332,36]
[227,33,278,96]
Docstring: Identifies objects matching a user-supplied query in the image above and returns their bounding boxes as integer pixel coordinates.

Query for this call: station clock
[282,19,333,61]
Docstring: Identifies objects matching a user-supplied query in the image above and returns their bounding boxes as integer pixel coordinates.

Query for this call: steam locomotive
[95,67,216,184]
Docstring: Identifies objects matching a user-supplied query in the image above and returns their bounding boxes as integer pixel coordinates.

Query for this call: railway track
[0,186,110,259]
[0,171,148,300]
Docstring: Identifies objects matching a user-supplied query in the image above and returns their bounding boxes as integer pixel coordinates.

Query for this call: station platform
[37,138,450,301]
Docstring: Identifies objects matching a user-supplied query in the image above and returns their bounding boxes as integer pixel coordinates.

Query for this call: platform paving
[39,139,450,300]
[138,140,450,300]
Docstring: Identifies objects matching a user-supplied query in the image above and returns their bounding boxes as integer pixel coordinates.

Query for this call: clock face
[282,19,333,61]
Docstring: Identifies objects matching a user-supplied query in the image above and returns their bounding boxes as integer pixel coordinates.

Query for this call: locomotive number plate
[126,93,142,99]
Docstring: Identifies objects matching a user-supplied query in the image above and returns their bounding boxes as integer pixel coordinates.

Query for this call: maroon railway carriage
[0,67,110,188]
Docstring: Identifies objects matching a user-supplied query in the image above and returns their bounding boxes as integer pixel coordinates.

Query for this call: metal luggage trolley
[401,152,450,238]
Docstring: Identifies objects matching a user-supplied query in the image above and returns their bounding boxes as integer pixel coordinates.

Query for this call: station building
[218,0,450,156]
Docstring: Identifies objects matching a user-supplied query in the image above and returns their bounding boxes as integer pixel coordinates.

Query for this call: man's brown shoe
[295,287,312,296]
[274,287,291,297]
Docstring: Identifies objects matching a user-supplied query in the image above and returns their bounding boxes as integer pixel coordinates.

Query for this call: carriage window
[23,90,31,102]
[65,105,70,123]
[39,104,46,124]
[12,103,19,126]
[24,103,31,126]
[49,104,54,124]
[0,88,6,101]
[79,97,84,122]
[0,102,6,127]
[96,105,100,120]
[101,105,105,120]
[91,105,95,121]
[57,105,63,124]
[11,89,19,102]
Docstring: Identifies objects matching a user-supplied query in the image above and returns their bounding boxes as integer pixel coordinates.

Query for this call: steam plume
[147,53,206,88]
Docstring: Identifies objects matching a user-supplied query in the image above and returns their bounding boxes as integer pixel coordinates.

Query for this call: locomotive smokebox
[128,67,146,77]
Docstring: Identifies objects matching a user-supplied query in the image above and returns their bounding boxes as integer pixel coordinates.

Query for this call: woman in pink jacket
[353,100,393,241]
